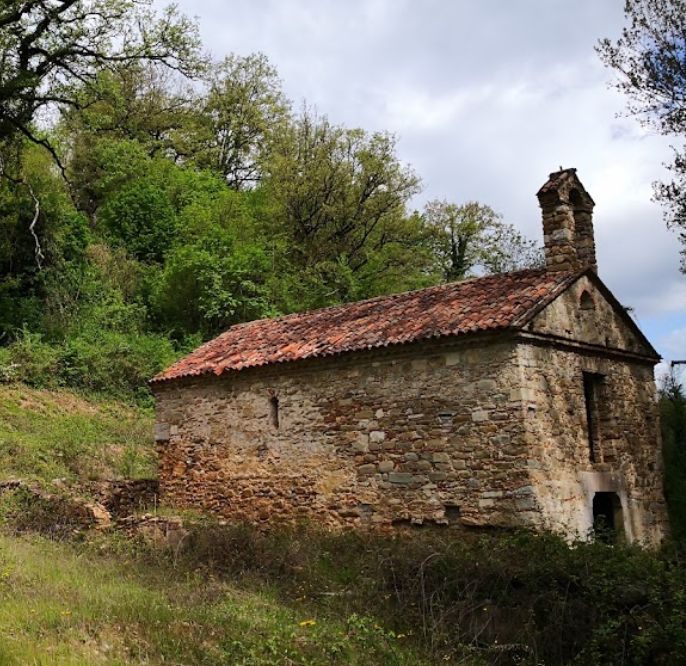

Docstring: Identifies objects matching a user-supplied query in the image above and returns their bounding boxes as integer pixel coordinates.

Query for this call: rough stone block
[154,423,171,442]
[388,473,413,484]
[352,435,369,453]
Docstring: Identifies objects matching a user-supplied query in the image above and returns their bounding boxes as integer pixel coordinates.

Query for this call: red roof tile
[151,268,580,384]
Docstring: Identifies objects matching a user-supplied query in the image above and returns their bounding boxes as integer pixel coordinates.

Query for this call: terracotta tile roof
[151,268,580,384]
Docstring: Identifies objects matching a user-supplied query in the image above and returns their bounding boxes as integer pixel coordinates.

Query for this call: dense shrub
[0,330,61,386]
[99,181,178,262]
[0,328,177,402]
[172,524,686,665]
[59,330,176,398]
[661,375,686,540]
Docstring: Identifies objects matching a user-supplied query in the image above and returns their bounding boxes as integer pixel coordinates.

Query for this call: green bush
[0,327,177,401]
[661,376,686,539]
[0,347,18,383]
[0,329,61,387]
[60,330,176,399]
[99,181,178,262]
[171,525,686,665]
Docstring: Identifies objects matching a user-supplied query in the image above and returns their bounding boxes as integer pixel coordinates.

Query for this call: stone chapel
[151,169,668,544]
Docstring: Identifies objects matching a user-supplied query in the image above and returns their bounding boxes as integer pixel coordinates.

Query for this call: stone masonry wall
[525,275,648,355]
[153,338,538,529]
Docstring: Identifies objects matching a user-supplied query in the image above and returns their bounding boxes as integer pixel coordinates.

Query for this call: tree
[659,368,686,538]
[263,111,425,306]
[424,200,542,281]
[195,54,291,189]
[60,63,199,162]
[0,141,89,335]
[0,0,201,169]
[150,231,273,339]
[597,0,686,271]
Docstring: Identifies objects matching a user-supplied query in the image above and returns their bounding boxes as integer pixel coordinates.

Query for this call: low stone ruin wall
[84,478,159,517]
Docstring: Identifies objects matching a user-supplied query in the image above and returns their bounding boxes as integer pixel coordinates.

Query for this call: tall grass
[171,523,686,665]
[2,522,685,664]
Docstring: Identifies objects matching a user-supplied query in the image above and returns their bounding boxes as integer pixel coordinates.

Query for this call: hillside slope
[0,532,426,665]
[0,385,154,483]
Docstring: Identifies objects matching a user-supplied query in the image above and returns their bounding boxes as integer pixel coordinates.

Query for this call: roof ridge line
[222,267,552,332]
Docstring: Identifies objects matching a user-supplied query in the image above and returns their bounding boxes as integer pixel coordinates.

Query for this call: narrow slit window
[269,396,280,429]
[582,372,603,462]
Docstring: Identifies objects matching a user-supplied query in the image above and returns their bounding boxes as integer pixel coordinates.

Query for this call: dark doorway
[592,492,624,542]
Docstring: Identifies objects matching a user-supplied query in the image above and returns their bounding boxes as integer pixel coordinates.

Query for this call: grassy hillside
[0,533,423,665]
[0,385,154,483]
[0,385,423,664]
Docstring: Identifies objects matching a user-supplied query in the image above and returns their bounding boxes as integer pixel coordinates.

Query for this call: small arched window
[580,290,595,311]
[569,188,583,207]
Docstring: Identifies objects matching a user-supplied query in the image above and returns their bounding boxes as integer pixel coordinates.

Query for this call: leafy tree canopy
[195,53,291,190]
[424,200,542,281]
[0,0,201,167]
[0,8,541,398]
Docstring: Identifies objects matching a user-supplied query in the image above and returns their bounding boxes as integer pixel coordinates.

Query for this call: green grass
[0,533,425,665]
[0,385,154,483]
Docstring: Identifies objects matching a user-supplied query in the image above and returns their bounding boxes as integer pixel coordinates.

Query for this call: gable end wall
[517,275,667,544]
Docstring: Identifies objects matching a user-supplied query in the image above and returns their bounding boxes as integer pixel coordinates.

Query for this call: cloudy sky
[168,0,685,369]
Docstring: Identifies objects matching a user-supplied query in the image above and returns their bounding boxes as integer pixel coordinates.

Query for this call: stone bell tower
[537,168,597,273]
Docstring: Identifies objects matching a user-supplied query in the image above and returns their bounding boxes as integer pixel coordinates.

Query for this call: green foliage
[0,144,84,334]
[59,330,177,400]
[424,199,542,280]
[99,181,178,262]
[0,329,61,386]
[196,53,292,189]
[1,327,176,402]
[63,64,200,159]
[1,32,541,399]
[150,232,274,338]
[660,372,686,539]
[262,110,433,308]
[168,524,686,665]
[0,0,202,149]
